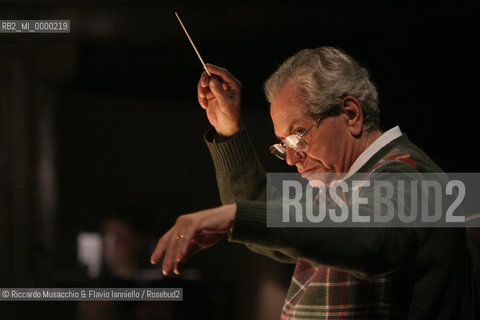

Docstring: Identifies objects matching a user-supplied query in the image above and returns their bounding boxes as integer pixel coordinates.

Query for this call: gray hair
[264,47,380,131]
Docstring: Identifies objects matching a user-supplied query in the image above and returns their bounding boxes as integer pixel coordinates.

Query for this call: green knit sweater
[205,128,465,319]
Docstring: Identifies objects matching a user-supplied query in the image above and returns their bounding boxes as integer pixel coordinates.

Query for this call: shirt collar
[343,126,402,179]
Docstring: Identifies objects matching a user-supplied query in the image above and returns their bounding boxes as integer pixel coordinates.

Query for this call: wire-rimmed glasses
[269,118,322,160]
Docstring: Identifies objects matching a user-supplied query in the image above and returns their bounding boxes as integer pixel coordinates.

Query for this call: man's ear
[340,95,363,136]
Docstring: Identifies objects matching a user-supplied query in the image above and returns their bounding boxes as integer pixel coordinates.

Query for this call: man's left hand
[150,203,236,275]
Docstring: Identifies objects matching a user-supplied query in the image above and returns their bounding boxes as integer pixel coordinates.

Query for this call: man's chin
[303,172,344,187]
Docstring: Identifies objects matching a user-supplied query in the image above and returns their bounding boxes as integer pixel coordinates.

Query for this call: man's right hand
[197,64,242,139]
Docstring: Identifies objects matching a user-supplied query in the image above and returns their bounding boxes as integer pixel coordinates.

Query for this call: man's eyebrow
[274,122,299,140]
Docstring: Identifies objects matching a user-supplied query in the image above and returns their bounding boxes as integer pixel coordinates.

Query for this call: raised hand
[197,64,242,138]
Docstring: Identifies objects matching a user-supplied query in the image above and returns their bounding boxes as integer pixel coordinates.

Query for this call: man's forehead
[269,82,311,138]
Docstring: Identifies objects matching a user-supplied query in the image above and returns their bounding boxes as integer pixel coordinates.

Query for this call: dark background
[0,1,478,319]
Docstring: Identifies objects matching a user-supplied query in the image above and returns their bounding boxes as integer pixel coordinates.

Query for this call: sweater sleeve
[205,127,297,263]
[204,127,266,204]
[231,200,424,278]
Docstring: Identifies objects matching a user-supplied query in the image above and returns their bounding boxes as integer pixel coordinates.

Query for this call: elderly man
[151,47,465,319]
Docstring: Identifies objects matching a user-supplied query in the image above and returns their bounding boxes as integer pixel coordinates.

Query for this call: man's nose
[285,147,305,166]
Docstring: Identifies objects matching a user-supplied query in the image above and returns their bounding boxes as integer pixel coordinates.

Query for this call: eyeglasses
[269,118,322,160]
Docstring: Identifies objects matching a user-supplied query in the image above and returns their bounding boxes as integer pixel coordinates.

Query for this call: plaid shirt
[281,260,392,319]
[281,153,416,320]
